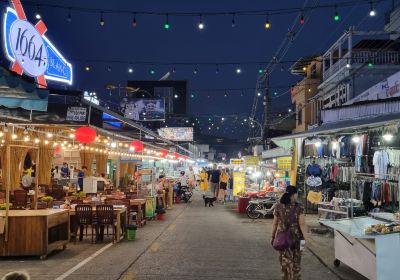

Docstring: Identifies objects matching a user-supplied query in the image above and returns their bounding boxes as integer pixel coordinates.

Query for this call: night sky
[14,0,395,140]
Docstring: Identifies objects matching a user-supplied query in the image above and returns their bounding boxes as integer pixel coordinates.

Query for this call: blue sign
[2,1,72,88]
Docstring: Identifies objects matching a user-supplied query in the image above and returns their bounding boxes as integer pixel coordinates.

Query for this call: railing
[323,51,400,81]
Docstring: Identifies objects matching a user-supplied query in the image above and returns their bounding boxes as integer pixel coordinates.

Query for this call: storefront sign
[3,0,73,88]
[230,159,244,165]
[277,157,292,170]
[244,156,259,166]
[66,107,87,122]
[233,172,246,196]
[158,127,193,142]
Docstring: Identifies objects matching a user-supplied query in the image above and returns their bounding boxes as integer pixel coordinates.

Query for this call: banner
[120,98,165,121]
[277,157,292,170]
[158,127,193,141]
[66,107,87,121]
[233,172,246,196]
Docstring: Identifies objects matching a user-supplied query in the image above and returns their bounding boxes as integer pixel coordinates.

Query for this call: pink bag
[272,206,296,251]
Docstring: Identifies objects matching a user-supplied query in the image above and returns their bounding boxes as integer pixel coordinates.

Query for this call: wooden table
[0,209,69,259]
[69,207,126,242]
[130,199,146,227]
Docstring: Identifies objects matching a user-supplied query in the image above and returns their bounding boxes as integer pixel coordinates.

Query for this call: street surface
[0,194,366,280]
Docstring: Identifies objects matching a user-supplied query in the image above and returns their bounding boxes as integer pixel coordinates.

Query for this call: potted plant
[40,196,54,208]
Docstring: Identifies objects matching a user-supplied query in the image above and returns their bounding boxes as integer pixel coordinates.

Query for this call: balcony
[323,50,400,81]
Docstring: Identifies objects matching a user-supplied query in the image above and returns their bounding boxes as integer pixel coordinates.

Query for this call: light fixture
[272,158,277,163]
[333,6,340,21]
[346,62,351,68]
[69,133,75,139]
[85,66,91,71]
[128,67,133,73]
[288,108,292,112]
[193,68,198,75]
[132,13,137,27]
[67,8,72,22]
[369,2,376,17]
[44,140,49,145]
[46,132,53,138]
[0,132,3,137]
[100,12,105,26]
[266,171,272,176]
[150,68,155,75]
[174,94,179,99]
[315,141,322,147]
[224,92,228,97]
[236,66,242,74]
[300,12,305,25]
[383,133,393,142]
[352,136,360,143]
[332,141,338,150]
[231,14,236,27]
[258,66,264,74]
[35,5,41,20]
[34,138,40,144]
[164,14,170,29]
[215,65,220,74]
[221,117,225,121]
[198,14,205,29]
[24,136,29,142]
[23,127,28,134]
[11,134,17,140]
[265,14,271,29]
[257,92,262,96]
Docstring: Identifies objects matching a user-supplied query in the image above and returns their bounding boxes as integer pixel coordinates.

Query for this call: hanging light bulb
[258,65,264,74]
[35,5,41,20]
[369,2,376,17]
[383,133,393,142]
[67,8,72,22]
[257,92,262,97]
[198,14,205,30]
[231,14,236,27]
[224,92,228,98]
[352,135,360,143]
[300,13,305,25]
[193,68,198,75]
[236,66,242,74]
[46,132,53,138]
[128,67,133,73]
[44,140,49,145]
[265,14,271,29]
[11,134,17,140]
[333,6,340,21]
[150,68,155,75]
[215,65,220,74]
[100,12,105,26]
[132,13,137,27]
[24,136,30,142]
[85,66,91,71]
[164,14,170,29]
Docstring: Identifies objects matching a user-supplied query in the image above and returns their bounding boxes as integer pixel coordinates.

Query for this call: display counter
[0,209,69,259]
[321,217,400,280]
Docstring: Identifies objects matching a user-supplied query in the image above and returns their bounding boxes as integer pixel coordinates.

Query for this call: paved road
[0,194,345,280]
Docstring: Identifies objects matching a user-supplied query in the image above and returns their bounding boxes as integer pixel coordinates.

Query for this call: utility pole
[263,74,271,150]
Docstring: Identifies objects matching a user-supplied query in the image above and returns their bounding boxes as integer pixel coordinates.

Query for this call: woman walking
[271,186,308,280]
[199,168,209,194]
[218,169,229,203]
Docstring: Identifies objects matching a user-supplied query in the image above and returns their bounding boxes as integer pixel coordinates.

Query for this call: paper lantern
[54,146,62,154]
[160,150,169,158]
[173,153,179,159]
[130,140,144,152]
[75,126,97,144]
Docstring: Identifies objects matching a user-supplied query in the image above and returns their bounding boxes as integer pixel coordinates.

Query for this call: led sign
[3,0,73,88]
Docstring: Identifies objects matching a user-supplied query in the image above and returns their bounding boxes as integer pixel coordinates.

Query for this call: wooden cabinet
[0,209,69,258]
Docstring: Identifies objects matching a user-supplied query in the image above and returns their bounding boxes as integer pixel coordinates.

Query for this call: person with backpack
[271,186,308,280]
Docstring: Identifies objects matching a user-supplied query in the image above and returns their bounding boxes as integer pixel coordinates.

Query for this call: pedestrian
[218,169,229,203]
[60,162,69,178]
[77,166,87,192]
[227,169,234,202]
[52,166,61,179]
[187,166,196,190]
[199,168,209,194]
[208,164,221,199]
[271,186,308,280]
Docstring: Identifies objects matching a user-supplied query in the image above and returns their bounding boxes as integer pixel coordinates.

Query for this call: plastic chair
[96,205,116,242]
[75,204,97,243]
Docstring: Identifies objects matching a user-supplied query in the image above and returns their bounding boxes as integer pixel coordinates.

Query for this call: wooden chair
[96,205,116,242]
[75,204,97,243]
[13,190,28,209]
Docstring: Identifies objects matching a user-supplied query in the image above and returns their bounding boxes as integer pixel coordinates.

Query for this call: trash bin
[237,196,250,214]
[126,225,137,241]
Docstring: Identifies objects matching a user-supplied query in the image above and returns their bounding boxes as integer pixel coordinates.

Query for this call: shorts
[209,182,219,194]
[220,182,227,190]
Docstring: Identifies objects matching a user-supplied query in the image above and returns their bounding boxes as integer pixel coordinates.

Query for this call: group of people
[51,163,87,192]
[199,164,233,203]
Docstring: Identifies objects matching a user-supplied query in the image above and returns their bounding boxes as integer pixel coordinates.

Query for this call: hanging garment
[306,176,322,187]
[373,150,389,179]
[306,164,322,177]
[307,191,322,204]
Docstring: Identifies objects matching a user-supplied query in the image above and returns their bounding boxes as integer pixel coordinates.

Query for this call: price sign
[66,107,87,122]
[10,20,48,77]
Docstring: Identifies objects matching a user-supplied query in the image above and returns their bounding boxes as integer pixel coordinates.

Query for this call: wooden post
[35,147,40,210]
[4,145,10,243]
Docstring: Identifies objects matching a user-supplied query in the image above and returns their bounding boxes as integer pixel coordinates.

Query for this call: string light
[333,6,340,21]
[35,5,41,20]
[150,68,155,75]
[132,13,137,27]
[85,66,91,71]
[164,14,170,29]
[128,67,133,73]
[369,2,376,17]
[100,11,105,26]
[265,14,271,29]
[258,65,264,74]
[300,12,305,25]
[198,14,205,30]
[236,66,242,74]
[67,8,72,22]
[193,68,198,75]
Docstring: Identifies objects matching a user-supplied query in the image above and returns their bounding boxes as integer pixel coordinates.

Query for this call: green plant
[71,192,86,199]
[0,203,12,210]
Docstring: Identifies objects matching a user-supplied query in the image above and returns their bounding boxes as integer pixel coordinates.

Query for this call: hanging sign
[277,157,292,170]
[244,156,259,167]
[233,172,246,196]
[3,0,73,88]
[66,107,87,122]
[230,159,244,165]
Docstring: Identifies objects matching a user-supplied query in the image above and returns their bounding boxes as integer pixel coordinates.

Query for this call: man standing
[77,166,87,192]
[209,164,221,199]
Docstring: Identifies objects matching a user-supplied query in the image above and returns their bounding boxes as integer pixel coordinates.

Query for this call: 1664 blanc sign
[3,0,72,88]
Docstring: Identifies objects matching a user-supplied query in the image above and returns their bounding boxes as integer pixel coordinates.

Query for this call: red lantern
[181,155,187,161]
[130,140,144,152]
[173,153,179,159]
[75,126,97,144]
[54,146,62,154]
[160,150,169,158]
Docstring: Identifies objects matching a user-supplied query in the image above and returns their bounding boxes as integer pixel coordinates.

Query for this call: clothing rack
[350,172,400,218]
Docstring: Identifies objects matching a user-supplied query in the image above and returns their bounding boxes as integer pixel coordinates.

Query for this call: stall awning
[272,112,400,143]
[262,147,291,159]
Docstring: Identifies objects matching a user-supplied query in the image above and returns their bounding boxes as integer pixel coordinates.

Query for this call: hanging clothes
[373,150,389,179]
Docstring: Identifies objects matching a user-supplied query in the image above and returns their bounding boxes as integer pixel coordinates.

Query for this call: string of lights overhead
[24,0,382,29]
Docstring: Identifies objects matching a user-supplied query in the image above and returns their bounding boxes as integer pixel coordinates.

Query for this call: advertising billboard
[120,98,165,121]
[158,127,193,141]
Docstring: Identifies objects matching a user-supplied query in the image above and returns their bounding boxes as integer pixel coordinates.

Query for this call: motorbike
[178,186,193,203]
[246,195,278,219]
